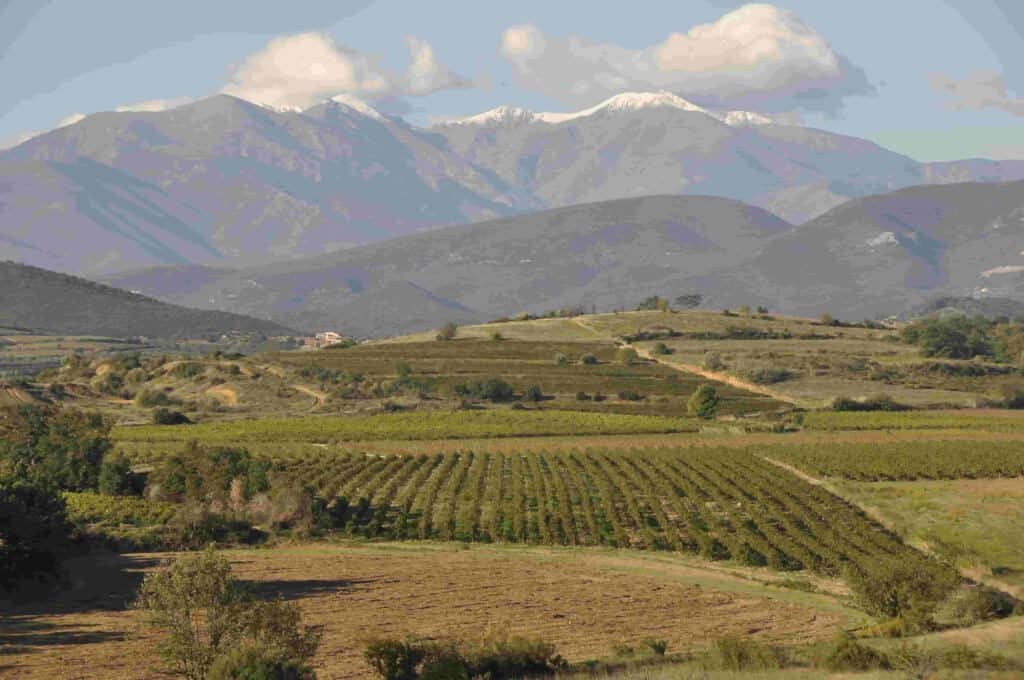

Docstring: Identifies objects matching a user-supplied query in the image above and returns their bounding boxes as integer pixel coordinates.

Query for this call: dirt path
[291,384,327,407]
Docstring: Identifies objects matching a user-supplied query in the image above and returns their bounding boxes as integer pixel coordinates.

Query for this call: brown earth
[0,544,848,680]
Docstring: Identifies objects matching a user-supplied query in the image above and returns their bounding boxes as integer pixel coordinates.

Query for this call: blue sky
[1,0,1023,160]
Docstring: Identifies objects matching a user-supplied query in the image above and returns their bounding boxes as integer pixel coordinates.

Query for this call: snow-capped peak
[439,105,536,126]
[716,110,776,127]
[535,91,709,123]
[436,91,779,129]
[326,94,386,121]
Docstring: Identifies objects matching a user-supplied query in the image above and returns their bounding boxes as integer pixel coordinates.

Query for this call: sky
[1,0,1023,160]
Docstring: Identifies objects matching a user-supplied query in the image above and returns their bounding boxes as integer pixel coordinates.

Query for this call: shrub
[0,478,72,593]
[363,637,428,680]
[821,634,889,672]
[617,390,644,401]
[702,351,724,371]
[844,557,960,632]
[395,362,413,379]
[652,342,671,356]
[98,454,142,496]
[207,645,316,679]
[523,385,544,402]
[153,408,192,425]
[687,384,720,420]
[579,354,598,365]
[831,395,911,412]
[708,637,787,671]
[932,585,1018,627]
[137,388,177,408]
[170,362,205,379]
[554,353,569,366]
[364,632,564,680]
[742,367,795,384]
[453,378,515,403]
[615,347,639,364]
[435,322,458,342]
[574,391,590,401]
[489,331,504,342]
[135,547,320,680]
[0,404,112,491]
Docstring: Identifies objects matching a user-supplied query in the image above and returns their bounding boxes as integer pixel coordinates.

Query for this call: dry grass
[0,544,857,680]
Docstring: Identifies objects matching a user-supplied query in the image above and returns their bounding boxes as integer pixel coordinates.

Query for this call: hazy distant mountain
[697,181,1024,319]
[102,195,795,337]
[103,182,1024,337]
[0,261,295,338]
[4,92,1024,277]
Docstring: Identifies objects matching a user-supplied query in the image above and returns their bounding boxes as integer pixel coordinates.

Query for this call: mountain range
[4,91,1024,277]
[99,181,1024,337]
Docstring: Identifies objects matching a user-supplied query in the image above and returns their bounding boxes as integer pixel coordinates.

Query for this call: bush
[687,384,720,420]
[821,634,889,672]
[708,637,787,671]
[523,385,544,403]
[489,331,504,342]
[153,408,192,425]
[574,391,590,401]
[0,478,72,593]
[579,354,598,365]
[98,454,142,496]
[831,395,911,412]
[742,367,795,384]
[554,353,569,366]
[0,404,112,491]
[844,557,960,632]
[207,645,316,679]
[136,547,320,680]
[932,585,1018,627]
[615,347,639,364]
[137,388,177,408]
[617,390,644,401]
[435,322,458,342]
[452,378,515,403]
[702,351,724,371]
[652,342,671,356]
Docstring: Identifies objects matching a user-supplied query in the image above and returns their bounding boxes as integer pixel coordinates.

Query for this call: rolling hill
[0,261,296,338]
[101,182,1024,337]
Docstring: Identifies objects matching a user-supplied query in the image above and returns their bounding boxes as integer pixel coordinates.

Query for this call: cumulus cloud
[115,97,193,113]
[223,32,394,109]
[222,32,470,110]
[930,70,1024,117]
[498,3,871,113]
[405,36,471,95]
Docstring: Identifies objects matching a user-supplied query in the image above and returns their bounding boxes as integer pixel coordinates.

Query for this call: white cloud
[498,3,870,113]
[222,32,471,110]
[115,97,192,113]
[931,70,1024,117]
[223,32,394,109]
[405,36,471,95]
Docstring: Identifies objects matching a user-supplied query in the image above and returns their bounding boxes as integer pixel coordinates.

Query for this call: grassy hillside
[0,261,297,338]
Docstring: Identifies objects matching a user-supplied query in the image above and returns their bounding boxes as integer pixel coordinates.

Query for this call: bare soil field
[0,544,854,680]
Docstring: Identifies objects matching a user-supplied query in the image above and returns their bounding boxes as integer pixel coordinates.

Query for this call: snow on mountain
[440,91,780,128]
[325,94,387,121]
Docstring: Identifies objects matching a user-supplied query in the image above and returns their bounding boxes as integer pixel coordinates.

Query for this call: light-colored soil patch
[0,544,851,680]
[204,385,238,406]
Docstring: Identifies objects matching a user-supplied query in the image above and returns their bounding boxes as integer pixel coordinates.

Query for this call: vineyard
[113,410,699,446]
[768,440,1024,481]
[269,447,943,579]
[803,410,1024,432]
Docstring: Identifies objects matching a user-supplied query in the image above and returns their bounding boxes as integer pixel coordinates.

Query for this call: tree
[0,404,112,491]
[135,547,321,680]
[523,385,544,402]
[615,347,639,364]
[687,384,720,420]
[0,478,72,593]
[435,323,458,342]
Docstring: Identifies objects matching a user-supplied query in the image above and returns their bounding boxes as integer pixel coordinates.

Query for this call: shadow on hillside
[0,617,127,652]
[241,576,378,600]
[1,552,161,617]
